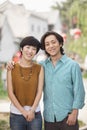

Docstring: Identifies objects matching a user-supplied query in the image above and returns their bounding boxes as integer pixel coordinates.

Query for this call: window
[37,26,40,33]
[31,24,34,32]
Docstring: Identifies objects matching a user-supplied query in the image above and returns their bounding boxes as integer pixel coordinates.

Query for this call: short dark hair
[20,36,41,53]
[40,31,64,55]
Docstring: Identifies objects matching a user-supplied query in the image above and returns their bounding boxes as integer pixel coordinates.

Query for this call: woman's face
[21,45,37,61]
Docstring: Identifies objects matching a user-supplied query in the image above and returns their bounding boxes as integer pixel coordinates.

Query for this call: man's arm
[6,61,15,70]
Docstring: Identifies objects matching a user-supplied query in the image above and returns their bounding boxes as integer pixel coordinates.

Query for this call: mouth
[49,49,55,52]
[26,53,33,58]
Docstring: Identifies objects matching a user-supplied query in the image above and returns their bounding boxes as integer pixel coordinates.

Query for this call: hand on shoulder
[6,61,15,71]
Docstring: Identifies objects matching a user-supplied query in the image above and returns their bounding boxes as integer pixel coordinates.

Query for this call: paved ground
[0,100,10,113]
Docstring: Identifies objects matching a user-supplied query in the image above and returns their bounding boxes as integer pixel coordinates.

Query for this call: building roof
[5,3,29,38]
[0,13,5,28]
[0,1,47,38]
[37,10,60,24]
[0,0,8,13]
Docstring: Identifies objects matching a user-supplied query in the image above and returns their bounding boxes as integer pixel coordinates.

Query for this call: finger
[66,118,71,126]
[7,61,14,70]
[12,61,15,65]
[67,120,75,126]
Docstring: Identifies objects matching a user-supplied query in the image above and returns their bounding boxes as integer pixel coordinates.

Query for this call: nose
[28,48,33,53]
[49,43,53,48]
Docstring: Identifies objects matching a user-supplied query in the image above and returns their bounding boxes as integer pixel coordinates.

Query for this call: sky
[0,0,66,12]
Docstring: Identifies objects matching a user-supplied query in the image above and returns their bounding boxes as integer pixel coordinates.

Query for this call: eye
[27,46,30,49]
[32,47,37,51]
[52,40,56,44]
[25,45,30,49]
[45,43,49,47]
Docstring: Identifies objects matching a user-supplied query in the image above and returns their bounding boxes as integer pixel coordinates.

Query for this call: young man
[40,31,85,130]
[7,31,85,130]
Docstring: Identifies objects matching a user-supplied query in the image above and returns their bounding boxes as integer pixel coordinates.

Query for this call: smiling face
[44,35,62,57]
[21,45,37,61]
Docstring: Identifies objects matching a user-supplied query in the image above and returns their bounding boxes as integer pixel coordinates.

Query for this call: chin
[25,57,32,61]
[50,53,57,56]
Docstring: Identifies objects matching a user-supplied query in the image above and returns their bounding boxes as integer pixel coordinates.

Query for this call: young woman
[7,36,44,130]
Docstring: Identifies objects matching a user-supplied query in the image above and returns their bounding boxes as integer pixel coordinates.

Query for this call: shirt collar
[60,54,67,64]
[45,54,67,64]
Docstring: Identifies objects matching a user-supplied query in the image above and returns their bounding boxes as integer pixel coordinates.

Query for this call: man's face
[44,35,62,57]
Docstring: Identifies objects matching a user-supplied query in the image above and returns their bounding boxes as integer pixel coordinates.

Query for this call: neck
[19,58,33,67]
[50,53,62,66]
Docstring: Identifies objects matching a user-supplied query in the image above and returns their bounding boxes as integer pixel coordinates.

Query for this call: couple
[7,31,85,130]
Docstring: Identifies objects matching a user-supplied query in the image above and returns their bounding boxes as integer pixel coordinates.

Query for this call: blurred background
[0,0,87,129]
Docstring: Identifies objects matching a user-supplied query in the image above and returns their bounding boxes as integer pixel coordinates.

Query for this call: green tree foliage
[51,0,87,61]
[51,0,87,35]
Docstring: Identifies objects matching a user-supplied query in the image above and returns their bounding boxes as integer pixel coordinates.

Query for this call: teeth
[51,50,54,51]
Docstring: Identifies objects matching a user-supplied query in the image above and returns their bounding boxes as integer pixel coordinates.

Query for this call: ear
[60,44,62,47]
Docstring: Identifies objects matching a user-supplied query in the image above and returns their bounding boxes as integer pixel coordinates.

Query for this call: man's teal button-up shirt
[40,54,85,122]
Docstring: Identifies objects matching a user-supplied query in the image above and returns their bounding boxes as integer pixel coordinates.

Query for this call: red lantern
[61,33,67,42]
[12,51,21,62]
[15,51,21,57]
[73,28,81,39]
[74,28,81,35]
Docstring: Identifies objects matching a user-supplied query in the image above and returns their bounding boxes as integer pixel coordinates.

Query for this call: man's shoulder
[67,56,80,68]
[38,59,47,66]
[33,62,42,68]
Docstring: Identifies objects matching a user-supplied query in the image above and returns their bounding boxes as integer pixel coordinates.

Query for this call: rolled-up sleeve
[72,62,85,109]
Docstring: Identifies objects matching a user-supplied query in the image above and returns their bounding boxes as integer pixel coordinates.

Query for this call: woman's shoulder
[33,62,42,68]
[12,63,19,72]
[14,63,20,68]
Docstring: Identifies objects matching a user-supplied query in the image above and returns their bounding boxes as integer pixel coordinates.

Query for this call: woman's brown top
[11,63,41,106]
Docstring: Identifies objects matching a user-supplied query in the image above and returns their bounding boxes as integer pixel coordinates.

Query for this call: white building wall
[0,20,18,62]
[54,18,62,33]
[28,16,48,40]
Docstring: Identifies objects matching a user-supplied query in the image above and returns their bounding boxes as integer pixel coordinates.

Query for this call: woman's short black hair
[40,31,64,55]
[20,36,41,53]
